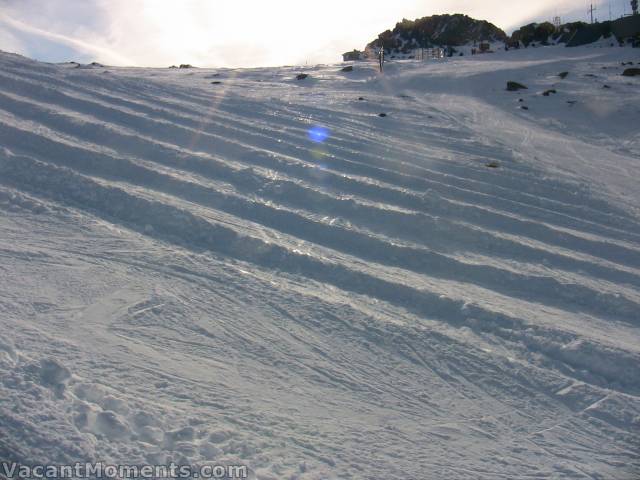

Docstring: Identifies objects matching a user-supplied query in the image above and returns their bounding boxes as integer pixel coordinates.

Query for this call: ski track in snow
[0,46,639,479]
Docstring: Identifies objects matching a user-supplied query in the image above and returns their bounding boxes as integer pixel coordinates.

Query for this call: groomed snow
[0,44,639,479]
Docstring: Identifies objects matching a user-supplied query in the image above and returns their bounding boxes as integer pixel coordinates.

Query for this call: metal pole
[589,3,597,23]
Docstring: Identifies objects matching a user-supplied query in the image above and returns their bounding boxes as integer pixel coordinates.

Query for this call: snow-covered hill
[1,45,639,479]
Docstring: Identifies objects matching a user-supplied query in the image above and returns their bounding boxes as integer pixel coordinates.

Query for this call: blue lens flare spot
[308,126,330,143]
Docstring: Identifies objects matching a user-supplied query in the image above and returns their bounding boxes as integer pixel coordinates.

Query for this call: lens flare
[308,126,330,143]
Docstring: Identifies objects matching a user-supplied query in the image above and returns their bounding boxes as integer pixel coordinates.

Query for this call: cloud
[0,11,133,64]
[0,0,600,68]
[0,22,24,54]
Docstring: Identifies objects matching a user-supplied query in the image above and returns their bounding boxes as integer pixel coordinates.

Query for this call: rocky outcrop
[510,22,557,47]
[367,14,507,54]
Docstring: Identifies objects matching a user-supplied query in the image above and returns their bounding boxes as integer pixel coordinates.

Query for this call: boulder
[558,71,569,79]
[542,89,557,96]
[296,73,309,80]
[507,81,528,91]
[341,65,354,72]
[622,68,640,77]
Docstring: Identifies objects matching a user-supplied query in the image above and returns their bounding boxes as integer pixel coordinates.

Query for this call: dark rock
[341,65,354,72]
[358,97,365,101]
[542,89,557,96]
[507,81,528,91]
[567,100,577,105]
[179,64,194,69]
[520,106,529,110]
[211,81,222,84]
[296,73,309,80]
[622,68,640,77]
[378,113,387,117]
[558,71,569,79]
[485,161,500,168]
[518,98,524,102]
[603,84,611,89]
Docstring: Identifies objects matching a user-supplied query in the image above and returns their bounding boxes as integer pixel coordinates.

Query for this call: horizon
[0,0,635,68]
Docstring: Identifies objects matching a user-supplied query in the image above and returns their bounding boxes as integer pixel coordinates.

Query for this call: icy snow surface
[0,45,639,479]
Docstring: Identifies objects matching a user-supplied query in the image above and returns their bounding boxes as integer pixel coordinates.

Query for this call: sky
[0,0,635,68]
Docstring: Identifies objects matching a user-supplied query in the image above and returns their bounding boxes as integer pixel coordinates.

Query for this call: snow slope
[0,45,639,479]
